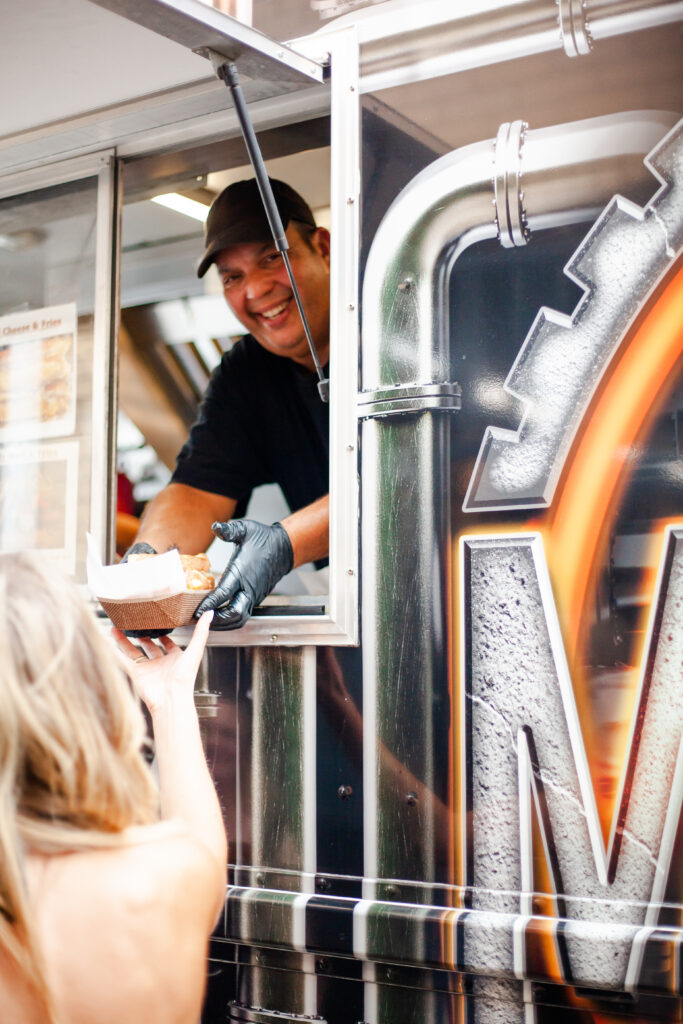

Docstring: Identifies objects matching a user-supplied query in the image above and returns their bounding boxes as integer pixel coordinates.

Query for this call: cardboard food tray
[100,590,211,631]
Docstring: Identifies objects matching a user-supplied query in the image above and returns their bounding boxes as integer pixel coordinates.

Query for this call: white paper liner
[86,534,212,630]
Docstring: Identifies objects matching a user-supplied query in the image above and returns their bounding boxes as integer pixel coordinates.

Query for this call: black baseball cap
[197,177,317,278]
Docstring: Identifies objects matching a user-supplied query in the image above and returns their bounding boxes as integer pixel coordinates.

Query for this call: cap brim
[197,245,219,279]
[196,218,287,278]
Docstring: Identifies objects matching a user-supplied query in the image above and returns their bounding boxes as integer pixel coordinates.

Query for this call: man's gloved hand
[120,541,172,638]
[121,540,157,563]
[194,519,294,630]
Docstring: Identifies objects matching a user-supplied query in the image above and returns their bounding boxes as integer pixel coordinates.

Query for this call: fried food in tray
[100,551,216,631]
[127,550,215,591]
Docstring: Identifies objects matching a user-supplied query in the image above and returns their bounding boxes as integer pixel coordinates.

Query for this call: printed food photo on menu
[0,304,77,441]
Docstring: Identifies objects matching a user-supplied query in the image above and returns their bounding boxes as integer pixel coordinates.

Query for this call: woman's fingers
[113,647,138,674]
[183,610,213,670]
[111,627,144,660]
[138,637,164,659]
[111,614,210,673]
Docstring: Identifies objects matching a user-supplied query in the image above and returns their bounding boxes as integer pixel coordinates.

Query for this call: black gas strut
[213,58,329,403]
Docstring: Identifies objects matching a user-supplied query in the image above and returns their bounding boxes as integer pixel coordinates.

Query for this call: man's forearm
[135,482,236,554]
[281,493,329,567]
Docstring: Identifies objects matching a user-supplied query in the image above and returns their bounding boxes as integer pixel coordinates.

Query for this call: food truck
[1,1,682,1020]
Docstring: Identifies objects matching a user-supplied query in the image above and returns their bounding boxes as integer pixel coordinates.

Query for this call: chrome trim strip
[358,396,462,419]
[326,26,360,647]
[223,885,683,995]
[302,646,318,887]
[91,155,118,562]
[172,613,352,647]
[229,1004,327,1023]
[358,382,463,405]
[358,382,462,418]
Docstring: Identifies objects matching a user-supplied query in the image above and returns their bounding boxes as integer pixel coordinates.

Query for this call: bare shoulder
[32,825,224,939]
[136,828,227,928]
[24,828,227,1024]
[82,824,226,931]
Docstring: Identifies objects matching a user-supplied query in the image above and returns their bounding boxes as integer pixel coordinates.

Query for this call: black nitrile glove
[121,541,157,563]
[120,542,172,638]
[194,519,294,630]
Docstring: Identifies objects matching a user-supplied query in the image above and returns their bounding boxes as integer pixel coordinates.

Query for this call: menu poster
[0,440,78,575]
[0,303,77,442]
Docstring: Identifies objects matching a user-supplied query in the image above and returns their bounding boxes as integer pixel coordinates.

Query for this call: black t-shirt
[171,335,329,519]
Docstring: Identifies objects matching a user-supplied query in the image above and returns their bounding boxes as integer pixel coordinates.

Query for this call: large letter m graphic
[461,527,683,994]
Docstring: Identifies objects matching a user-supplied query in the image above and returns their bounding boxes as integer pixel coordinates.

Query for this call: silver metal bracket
[558,0,593,58]
[357,382,462,419]
[200,45,239,77]
[229,1004,327,1023]
[493,119,531,249]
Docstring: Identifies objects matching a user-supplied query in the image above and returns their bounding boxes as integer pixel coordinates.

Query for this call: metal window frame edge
[0,149,115,200]
[91,155,121,565]
[0,149,118,581]
[0,78,331,178]
[327,24,360,646]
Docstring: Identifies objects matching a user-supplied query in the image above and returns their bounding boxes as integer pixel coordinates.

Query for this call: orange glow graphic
[542,259,683,839]
[545,259,683,665]
[452,255,683,1000]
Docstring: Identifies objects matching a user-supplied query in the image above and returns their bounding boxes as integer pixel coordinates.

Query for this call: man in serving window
[128,178,331,629]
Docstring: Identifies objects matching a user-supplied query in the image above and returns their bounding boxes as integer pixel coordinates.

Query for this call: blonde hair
[0,552,158,1018]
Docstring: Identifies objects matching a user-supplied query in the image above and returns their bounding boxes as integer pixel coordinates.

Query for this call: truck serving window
[114,17,359,647]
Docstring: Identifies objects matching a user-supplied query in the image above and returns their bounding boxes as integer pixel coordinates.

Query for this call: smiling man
[128,179,331,629]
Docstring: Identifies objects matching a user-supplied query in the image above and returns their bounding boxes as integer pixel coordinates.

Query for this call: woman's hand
[111,611,213,715]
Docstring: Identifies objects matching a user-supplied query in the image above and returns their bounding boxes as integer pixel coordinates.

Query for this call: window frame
[188,26,361,647]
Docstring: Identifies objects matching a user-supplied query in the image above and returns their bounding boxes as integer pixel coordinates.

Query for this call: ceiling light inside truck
[151,193,210,222]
